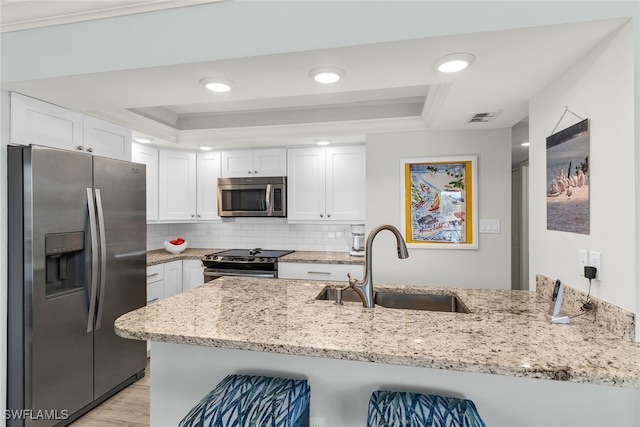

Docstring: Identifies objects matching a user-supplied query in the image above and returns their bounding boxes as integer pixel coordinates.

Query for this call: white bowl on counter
[164,240,187,254]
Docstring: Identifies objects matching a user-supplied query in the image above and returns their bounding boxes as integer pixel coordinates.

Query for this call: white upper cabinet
[158,150,197,222]
[196,151,222,221]
[221,148,287,177]
[325,145,366,221]
[10,93,131,160]
[287,147,326,221]
[83,115,132,161]
[287,145,365,222]
[132,143,159,222]
[11,92,83,151]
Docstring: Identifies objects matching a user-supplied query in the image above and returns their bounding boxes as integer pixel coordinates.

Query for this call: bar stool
[179,374,311,427]
[367,390,486,427]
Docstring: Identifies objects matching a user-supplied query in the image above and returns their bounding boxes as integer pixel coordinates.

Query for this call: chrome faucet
[347,224,409,308]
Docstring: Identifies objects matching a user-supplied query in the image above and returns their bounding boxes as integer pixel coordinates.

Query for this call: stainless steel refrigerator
[7,145,147,427]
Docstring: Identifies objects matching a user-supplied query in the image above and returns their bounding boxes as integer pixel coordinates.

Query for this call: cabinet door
[287,147,326,221]
[196,151,221,220]
[182,260,205,291]
[221,150,254,177]
[83,115,132,161]
[10,92,83,151]
[147,281,164,305]
[253,148,287,176]
[132,143,159,222]
[325,146,366,221]
[158,150,197,221]
[163,260,183,298]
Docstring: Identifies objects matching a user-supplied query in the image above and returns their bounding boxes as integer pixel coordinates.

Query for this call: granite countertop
[146,248,364,266]
[115,277,640,388]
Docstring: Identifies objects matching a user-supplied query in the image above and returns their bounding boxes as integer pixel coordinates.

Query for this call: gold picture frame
[400,155,478,249]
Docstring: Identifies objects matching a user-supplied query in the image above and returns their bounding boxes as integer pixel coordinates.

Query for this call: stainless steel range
[202,248,294,282]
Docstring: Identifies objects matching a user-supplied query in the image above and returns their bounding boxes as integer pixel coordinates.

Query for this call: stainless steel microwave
[217,176,287,217]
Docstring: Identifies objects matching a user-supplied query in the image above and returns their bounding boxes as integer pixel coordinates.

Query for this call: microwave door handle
[266,184,273,215]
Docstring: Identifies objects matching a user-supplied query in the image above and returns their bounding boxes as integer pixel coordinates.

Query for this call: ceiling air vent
[466,111,501,123]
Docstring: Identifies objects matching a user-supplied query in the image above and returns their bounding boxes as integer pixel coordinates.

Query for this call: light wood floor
[68,358,150,427]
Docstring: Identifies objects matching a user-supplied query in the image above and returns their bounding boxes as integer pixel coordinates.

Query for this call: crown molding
[0,0,225,33]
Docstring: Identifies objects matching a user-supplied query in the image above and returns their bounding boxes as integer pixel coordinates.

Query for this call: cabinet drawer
[278,262,363,281]
[147,280,164,305]
[147,264,164,284]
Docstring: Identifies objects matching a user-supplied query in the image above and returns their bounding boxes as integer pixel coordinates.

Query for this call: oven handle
[204,270,276,279]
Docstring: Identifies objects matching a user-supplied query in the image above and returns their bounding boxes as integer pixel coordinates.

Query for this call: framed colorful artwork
[400,155,478,249]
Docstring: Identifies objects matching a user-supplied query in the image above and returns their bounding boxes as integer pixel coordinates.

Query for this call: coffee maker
[349,224,365,256]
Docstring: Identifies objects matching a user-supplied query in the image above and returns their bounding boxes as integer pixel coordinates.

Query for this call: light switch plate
[479,219,501,234]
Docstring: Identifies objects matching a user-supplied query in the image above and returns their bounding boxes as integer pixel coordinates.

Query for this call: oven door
[204,268,277,283]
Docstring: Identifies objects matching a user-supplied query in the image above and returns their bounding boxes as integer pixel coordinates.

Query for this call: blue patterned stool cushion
[179,374,310,427]
[367,390,486,427]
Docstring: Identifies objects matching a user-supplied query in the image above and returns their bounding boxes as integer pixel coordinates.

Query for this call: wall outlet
[578,249,589,276]
[310,417,326,427]
[589,251,602,280]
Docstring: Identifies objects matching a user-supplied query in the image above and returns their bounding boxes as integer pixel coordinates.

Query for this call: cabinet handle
[147,298,159,304]
[248,170,252,174]
[327,214,331,218]
[320,214,324,218]
[254,170,258,174]
[147,272,160,278]
[197,214,201,218]
[86,147,93,153]
[191,214,195,218]
[76,146,84,151]
[307,271,331,275]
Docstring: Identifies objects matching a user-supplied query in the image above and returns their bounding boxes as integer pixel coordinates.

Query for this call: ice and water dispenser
[45,231,85,297]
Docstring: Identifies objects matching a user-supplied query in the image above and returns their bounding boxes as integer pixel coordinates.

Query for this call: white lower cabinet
[278,262,363,282]
[146,264,165,304]
[146,264,165,355]
[163,260,183,298]
[182,259,205,291]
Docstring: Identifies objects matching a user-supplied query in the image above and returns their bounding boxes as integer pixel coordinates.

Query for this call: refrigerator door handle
[86,188,99,333]
[95,188,108,330]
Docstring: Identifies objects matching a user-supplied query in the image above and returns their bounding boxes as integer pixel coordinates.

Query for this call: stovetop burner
[202,248,294,268]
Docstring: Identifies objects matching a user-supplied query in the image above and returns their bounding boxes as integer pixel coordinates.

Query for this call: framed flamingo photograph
[400,155,478,249]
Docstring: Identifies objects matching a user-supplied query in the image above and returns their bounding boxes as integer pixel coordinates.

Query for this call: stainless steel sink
[315,287,470,313]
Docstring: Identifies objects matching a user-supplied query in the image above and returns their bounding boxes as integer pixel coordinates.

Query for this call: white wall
[529,23,635,313]
[365,129,512,289]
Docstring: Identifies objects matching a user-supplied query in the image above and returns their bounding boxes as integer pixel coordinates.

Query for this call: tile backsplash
[148,218,354,252]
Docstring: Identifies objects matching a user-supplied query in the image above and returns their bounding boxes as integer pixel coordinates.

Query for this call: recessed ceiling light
[200,146,214,151]
[133,136,153,143]
[309,67,344,84]
[436,53,476,73]
[521,142,530,147]
[200,78,235,92]
[315,139,331,146]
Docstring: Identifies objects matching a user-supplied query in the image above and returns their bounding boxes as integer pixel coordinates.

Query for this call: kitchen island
[115,276,640,426]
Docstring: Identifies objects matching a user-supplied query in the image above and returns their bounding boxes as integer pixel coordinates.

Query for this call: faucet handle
[347,273,357,287]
